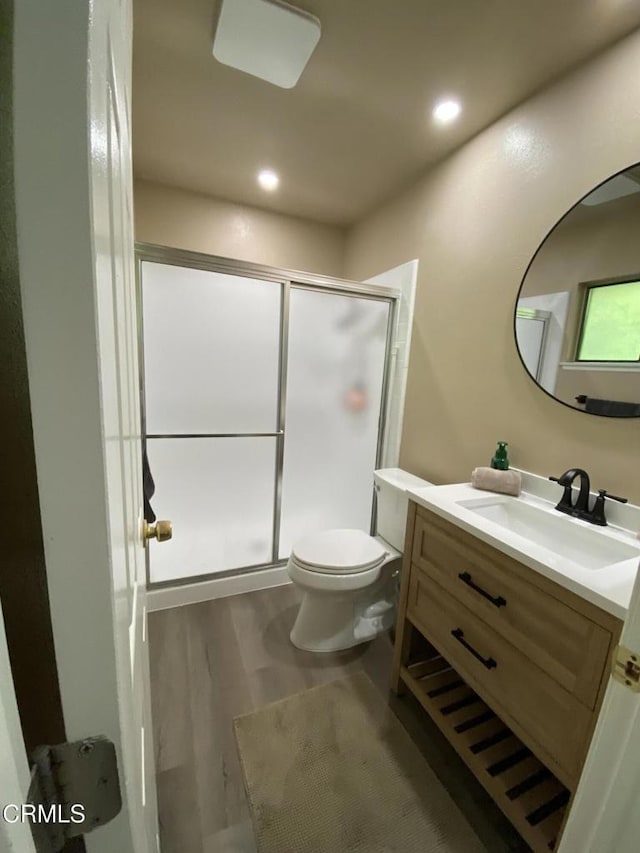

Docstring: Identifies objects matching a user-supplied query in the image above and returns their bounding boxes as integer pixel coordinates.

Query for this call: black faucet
[549,468,591,518]
[549,469,628,525]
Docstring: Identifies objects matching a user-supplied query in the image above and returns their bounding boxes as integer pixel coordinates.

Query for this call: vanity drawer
[406,567,592,787]
[412,508,615,709]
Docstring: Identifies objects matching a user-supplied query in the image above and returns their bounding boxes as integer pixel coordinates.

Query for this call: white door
[0,603,36,853]
[14,1,157,852]
[559,559,640,853]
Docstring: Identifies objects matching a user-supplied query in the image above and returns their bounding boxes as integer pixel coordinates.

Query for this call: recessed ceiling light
[432,99,462,124]
[258,169,280,191]
[213,0,321,89]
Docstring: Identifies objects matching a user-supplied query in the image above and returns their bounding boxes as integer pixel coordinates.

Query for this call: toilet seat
[287,558,383,592]
[291,528,387,575]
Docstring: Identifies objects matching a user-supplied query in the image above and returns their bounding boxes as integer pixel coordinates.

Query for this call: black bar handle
[458,571,506,608]
[598,489,628,504]
[451,628,497,670]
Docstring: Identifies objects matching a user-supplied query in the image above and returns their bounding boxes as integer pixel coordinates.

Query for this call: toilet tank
[374,468,434,551]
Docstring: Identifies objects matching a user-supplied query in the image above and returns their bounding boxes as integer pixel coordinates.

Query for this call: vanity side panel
[391,499,417,693]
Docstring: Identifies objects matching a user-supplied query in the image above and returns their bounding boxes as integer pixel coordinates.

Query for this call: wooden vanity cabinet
[392,502,622,853]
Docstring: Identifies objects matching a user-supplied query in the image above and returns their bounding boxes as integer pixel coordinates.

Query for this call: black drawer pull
[458,571,506,608]
[451,628,497,670]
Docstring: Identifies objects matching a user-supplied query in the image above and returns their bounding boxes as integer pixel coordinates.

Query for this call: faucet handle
[548,475,576,514]
[589,490,628,526]
[597,489,628,504]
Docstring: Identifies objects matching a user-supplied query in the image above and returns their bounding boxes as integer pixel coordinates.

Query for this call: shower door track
[136,243,400,590]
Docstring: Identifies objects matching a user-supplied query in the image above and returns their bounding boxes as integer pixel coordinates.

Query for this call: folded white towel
[471,467,522,497]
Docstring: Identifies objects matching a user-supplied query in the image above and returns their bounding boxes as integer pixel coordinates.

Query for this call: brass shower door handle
[143,520,173,542]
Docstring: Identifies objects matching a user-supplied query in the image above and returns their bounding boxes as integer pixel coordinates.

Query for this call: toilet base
[289,571,399,653]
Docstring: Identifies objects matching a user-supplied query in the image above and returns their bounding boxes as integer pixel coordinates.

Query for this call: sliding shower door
[278,288,390,558]
[139,250,395,585]
[142,260,281,583]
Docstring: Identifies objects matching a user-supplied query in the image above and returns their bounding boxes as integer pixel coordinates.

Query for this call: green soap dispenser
[491,441,509,470]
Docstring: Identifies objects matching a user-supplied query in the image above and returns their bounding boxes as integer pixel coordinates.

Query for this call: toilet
[287,468,433,652]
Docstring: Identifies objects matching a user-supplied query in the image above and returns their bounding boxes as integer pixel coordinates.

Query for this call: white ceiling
[132,0,640,226]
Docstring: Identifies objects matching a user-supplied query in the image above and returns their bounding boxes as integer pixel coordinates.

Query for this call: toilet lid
[291,529,387,574]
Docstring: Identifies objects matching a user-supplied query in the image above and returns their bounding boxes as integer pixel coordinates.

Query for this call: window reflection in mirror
[515,164,640,417]
[576,279,640,362]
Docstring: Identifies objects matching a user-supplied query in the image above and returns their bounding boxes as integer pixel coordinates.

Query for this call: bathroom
[4,1,640,853]
[130,2,640,851]
[134,3,640,851]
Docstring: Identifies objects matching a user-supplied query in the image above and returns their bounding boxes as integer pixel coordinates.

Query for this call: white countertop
[406,470,640,620]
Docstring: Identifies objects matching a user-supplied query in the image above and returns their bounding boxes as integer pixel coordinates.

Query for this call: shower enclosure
[137,245,398,586]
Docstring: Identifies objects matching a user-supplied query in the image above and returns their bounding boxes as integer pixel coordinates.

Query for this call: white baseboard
[146,566,291,612]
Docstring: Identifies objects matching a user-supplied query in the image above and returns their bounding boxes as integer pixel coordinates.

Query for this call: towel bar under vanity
[391,501,622,853]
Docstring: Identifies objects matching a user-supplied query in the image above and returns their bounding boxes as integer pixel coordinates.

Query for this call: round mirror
[515,164,640,417]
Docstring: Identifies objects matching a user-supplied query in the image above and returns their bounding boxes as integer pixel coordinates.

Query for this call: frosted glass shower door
[142,262,280,433]
[141,261,281,583]
[145,437,277,583]
[279,288,391,558]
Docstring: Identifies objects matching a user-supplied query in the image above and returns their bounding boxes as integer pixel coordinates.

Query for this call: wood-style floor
[148,583,529,853]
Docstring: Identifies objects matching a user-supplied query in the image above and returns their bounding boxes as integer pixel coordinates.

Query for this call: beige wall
[134,180,346,277]
[345,29,640,503]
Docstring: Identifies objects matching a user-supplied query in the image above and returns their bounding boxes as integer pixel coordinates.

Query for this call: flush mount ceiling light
[432,98,462,124]
[257,169,280,191]
[213,0,321,89]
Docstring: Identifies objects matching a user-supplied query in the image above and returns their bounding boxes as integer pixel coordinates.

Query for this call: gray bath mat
[233,672,487,853]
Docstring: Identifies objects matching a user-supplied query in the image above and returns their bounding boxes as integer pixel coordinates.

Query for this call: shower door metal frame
[135,243,400,589]
[515,307,552,382]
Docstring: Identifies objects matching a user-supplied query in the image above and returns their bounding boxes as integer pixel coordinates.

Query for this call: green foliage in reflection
[578,280,640,361]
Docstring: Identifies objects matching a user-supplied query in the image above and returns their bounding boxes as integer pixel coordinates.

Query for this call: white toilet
[287,468,433,652]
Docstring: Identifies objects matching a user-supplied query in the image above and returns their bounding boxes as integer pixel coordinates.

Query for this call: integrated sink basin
[456,495,640,571]
[407,473,640,618]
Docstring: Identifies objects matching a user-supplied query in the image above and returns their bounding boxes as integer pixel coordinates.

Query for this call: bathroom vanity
[391,475,640,853]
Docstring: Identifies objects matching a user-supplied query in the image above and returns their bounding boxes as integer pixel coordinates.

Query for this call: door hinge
[611,644,640,693]
[27,736,122,853]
